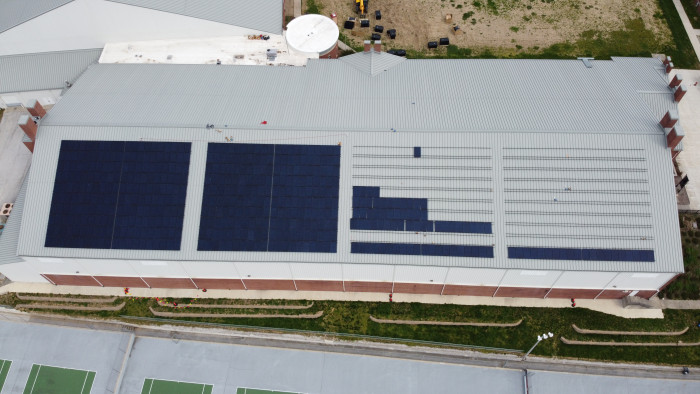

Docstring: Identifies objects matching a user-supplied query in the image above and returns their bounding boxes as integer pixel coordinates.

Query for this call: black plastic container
[374,25,384,33]
[428,41,438,49]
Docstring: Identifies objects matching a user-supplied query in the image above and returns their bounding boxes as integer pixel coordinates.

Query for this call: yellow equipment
[355,0,367,15]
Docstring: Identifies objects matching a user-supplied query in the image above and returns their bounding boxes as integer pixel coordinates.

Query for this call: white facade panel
[341,264,394,282]
[500,270,561,288]
[393,265,449,284]
[74,258,140,276]
[234,262,292,280]
[133,260,188,277]
[553,271,617,289]
[290,263,343,281]
[444,267,506,286]
[0,0,269,56]
[1,90,62,108]
[608,272,675,290]
[0,262,47,282]
[24,256,83,275]
[179,261,240,279]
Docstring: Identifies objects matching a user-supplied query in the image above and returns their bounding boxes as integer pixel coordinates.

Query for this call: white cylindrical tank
[286,14,340,58]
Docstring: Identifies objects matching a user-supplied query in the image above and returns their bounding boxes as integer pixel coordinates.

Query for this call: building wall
[0,0,271,56]
[1,258,678,299]
[0,90,61,108]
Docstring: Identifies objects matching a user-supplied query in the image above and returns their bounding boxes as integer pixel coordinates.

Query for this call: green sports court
[141,378,213,394]
[23,364,95,394]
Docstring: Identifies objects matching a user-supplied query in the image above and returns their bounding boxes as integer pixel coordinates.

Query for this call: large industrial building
[0,0,284,107]
[0,47,687,299]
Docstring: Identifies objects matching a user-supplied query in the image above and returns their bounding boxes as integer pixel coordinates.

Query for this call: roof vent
[577,57,594,68]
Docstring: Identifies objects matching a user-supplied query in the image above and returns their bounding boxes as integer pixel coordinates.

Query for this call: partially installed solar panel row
[45,141,191,250]
[198,143,341,253]
[350,186,492,234]
[508,247,655,262]
[351,242,494,257]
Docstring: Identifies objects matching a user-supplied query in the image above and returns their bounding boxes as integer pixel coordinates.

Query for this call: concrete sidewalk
[0,107,32,209]
[672,69,700,209]
[0,281,666,319]
[673,0,700,64]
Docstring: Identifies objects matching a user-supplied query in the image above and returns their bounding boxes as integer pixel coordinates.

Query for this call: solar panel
[351,242,494,257]
[350,186,492,234]
[45,141,191,250]
[198,143,341,253]
[507,247,655,262]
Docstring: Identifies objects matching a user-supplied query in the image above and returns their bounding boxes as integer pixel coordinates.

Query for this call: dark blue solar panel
[198,143,341,253]
[414,147,421,158]
[45,140,191,250]
[435,221,492,234]
[351,242,493,257]
[353,186,380,197]
[350,186,492,234]
[507,247,654,262]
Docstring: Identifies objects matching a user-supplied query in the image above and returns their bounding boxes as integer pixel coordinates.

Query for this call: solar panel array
[503,147,655,262]
[508,247,654,262]
[350,145,495,258]
[352,242,494,257]
[350,186,492,233]
[198,143,341,253]
[45,141,191,250]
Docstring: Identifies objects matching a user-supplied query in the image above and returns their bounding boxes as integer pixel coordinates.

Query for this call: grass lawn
[681,0,700,28]
[3,293,699,366]
[662,213,700,299]
[336,0,699,69]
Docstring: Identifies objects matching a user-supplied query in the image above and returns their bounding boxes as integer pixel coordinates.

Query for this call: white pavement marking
[80,371,89,394]
[28,365,41,394]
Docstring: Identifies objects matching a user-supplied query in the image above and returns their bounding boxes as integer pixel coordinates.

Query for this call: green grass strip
[0,360,12,391]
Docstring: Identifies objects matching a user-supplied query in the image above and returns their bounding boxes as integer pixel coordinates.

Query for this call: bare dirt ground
[312,0,672,54]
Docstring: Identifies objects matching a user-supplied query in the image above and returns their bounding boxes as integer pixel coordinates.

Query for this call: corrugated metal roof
[0,49,102,94]
[0,0,74,34]
[42,57,668,134]
[9,56,684,273]
[339,51,406,76]
[0,173,28,265]
[106,0,283,34]
[14,126,682,273]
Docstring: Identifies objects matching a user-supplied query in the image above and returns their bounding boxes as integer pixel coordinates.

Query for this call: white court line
[145,377,209,386]
[28,365,41,394]
[147,379,154,394]
[29,363,96,374]
[0,359,11,394]
[79,371,89,394]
